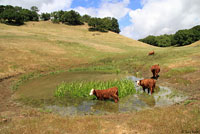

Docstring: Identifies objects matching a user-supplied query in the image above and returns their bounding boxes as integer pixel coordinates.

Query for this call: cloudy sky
[1,0,200,40]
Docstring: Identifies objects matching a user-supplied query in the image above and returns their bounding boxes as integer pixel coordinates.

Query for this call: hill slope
[0,21,152,78]
[0,21,200,134]
[0,21,200,79]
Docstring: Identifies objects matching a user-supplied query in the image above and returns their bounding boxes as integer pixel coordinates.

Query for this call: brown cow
[148,51,154,55]
[89,87,119,103]
[151,64,160,79]
[137,79,156,95]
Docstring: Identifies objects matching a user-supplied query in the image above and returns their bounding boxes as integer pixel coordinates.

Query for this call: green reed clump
[55,79,136,99]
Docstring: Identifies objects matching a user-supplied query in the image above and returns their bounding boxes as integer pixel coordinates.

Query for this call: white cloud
[2,0,199,40]
[74,0,131,20]
[121,0,200,40]
[0,0,73,13]
[73,7,98,17]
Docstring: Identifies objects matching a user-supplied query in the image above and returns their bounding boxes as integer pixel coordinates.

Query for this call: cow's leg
[156,72,159,79]
[116,92,119,101]
[112,94,119,103]
[115,91,119,101]
[142,87,145,93]
[98,97,103,101]
[152,84,155,93]
[152,70,156,78]
[148,88,150,94]
[150,87,153,95]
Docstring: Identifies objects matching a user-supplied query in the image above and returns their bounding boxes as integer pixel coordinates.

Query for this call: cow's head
[89,89,95,96]
[136,80,141,86]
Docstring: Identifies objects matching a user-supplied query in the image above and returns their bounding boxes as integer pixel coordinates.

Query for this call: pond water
[14,72,187,116]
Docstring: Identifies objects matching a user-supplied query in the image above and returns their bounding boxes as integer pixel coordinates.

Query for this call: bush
[41,13,50,21]
[87,17,120,33]
[61,10,83,25]
[0,5,39,25]
[81,14,91,23]
[139,25,200,47]
[51,19,59,23]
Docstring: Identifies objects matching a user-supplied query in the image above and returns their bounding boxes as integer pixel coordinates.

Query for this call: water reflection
[16,73,187,116]
[138,94,156,107]
[45,81,187,116]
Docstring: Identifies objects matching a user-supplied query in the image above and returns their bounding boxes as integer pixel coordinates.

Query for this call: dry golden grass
[1,103,199,134]
[1,21,200,134]
[0,21,151,78]
[185,40,200,47]
[1,21,199,79]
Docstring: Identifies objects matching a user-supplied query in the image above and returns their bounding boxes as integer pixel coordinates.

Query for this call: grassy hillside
[0,21,200,134]
[1,21,200,96]
[1,21,200,79]
[0,21,151,78]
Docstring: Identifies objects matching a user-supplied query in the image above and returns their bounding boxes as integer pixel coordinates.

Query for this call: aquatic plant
[55,79,136,99]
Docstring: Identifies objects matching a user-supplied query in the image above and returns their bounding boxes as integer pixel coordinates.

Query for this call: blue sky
[70,0,142,30]
[1,0,200,40]
[71,0,101,8]
[119,0,142,29]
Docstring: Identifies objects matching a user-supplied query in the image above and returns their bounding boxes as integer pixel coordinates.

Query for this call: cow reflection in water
[90,101,119,113]
[138,86,160,107]
[138,94,156,107]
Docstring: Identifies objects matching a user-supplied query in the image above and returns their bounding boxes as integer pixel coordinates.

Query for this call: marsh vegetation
[55,79,135,99]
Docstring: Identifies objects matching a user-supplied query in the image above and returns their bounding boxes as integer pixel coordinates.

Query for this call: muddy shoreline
[0,70,200,134]
[8,73,188,116]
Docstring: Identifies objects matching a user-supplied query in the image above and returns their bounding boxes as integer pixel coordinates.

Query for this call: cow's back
[151,65,160,72]
[96,87,118,96]
[142,79,156,87]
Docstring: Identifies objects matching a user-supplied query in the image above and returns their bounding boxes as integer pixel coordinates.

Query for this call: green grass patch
[163,66,197,78]
[68,65,121,74]
[184,100,195,105]
[55,79,136,99]
[174,77,191,85]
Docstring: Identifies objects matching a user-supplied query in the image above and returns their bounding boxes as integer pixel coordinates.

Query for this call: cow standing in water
[151,64,160,79]
[137,79,156,95]
[89,87,119,103]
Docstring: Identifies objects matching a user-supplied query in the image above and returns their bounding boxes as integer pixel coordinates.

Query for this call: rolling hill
[0,21,200,79]
[0,21,153,78]
[0,21,200,134]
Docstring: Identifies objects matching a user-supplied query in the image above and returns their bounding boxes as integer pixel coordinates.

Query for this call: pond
[14,72,187,116]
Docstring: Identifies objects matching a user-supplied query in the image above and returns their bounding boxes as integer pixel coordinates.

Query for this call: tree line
[50,10,120,33]
[0,5,39,25]
[139,25,200,47]
[0,5,120,33]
